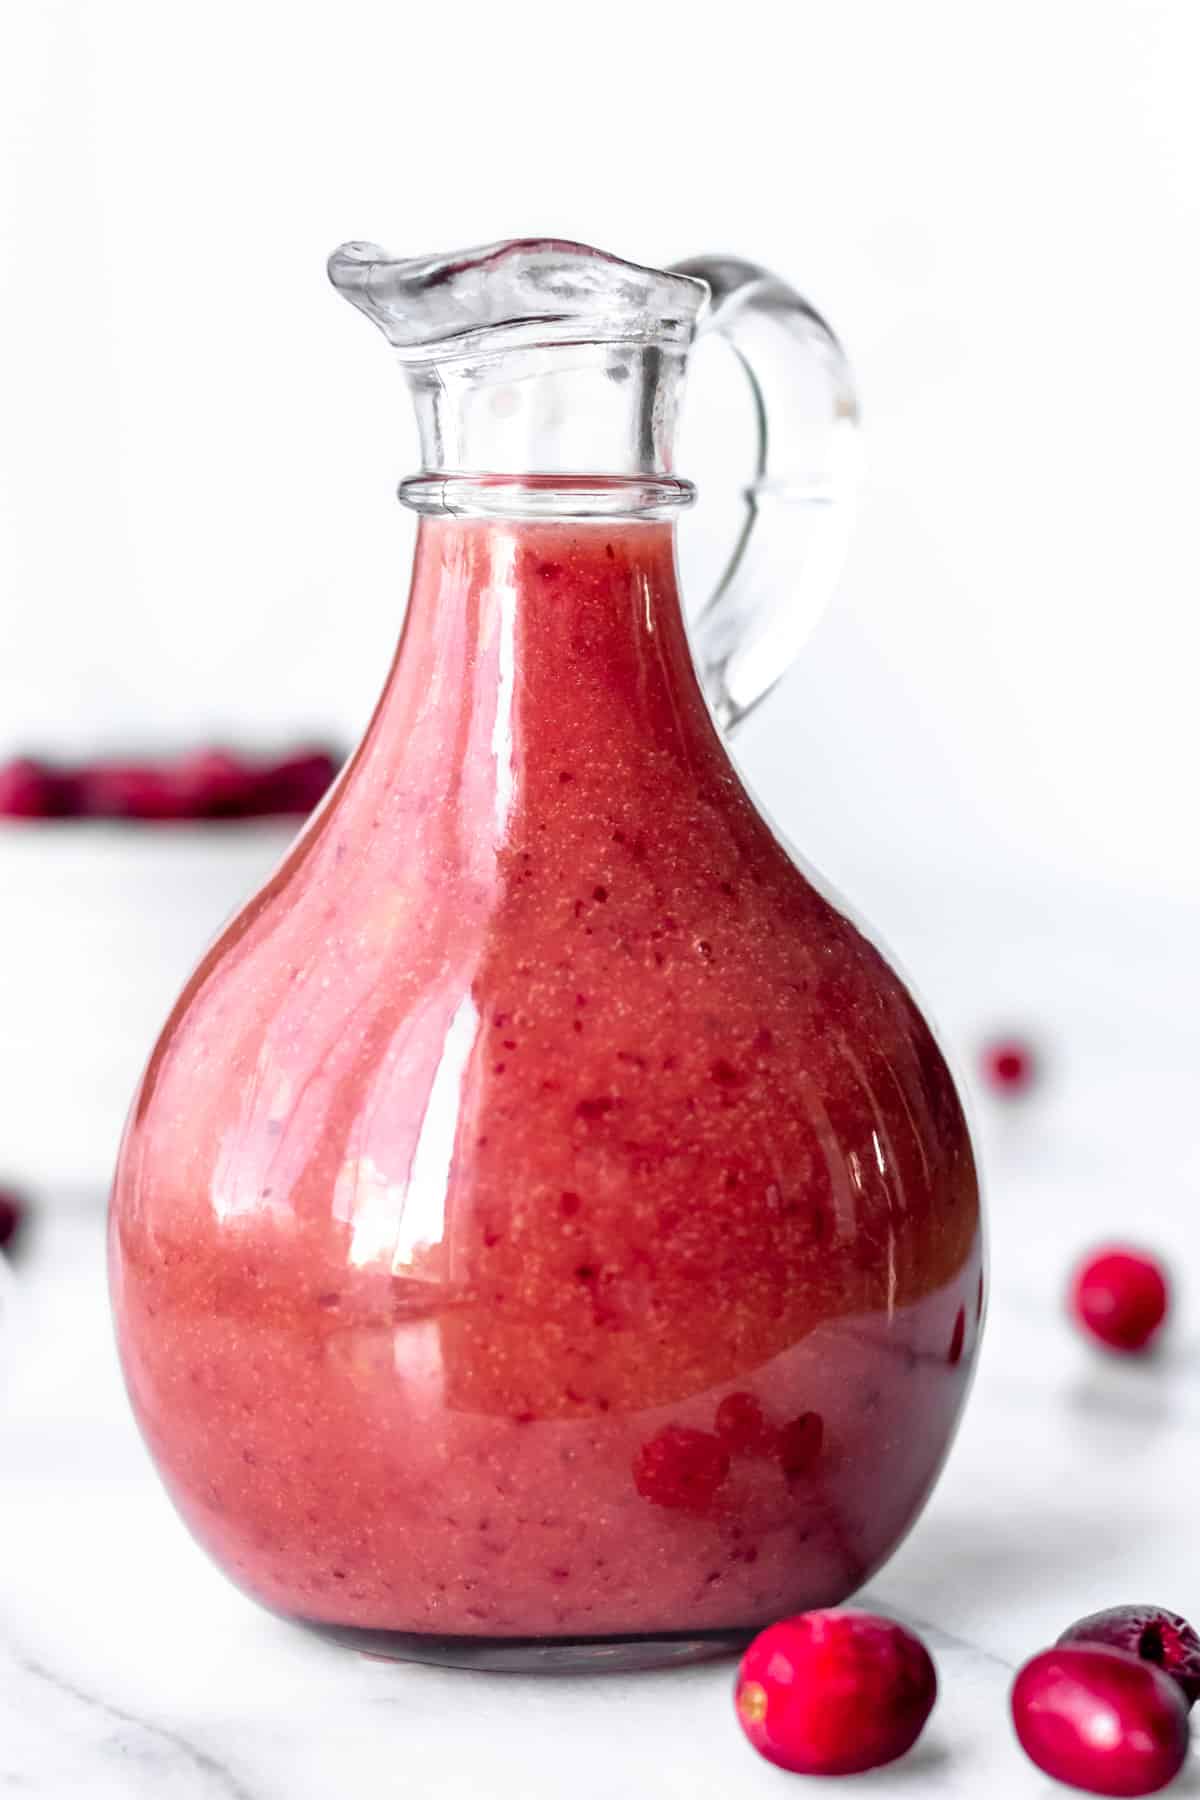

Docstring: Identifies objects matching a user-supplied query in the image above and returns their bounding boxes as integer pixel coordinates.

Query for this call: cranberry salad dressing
[111,518,980,1652]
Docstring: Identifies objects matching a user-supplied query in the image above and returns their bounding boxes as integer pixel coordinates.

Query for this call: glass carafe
[109,239,982,1672]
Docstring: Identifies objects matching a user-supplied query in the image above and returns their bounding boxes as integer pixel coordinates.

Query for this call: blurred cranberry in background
[0,1187,29,1253]
[980,1037,1037,1096]
[166,748,253,819]
[77,762,185,821]
[0,759,54,818]
[0,758,77,819]
[1070,1246,1170,1354]
[1,746,342,825]
[253,748,340,816]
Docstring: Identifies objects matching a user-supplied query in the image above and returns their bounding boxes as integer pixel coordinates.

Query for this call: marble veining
[6,1646,256,1800]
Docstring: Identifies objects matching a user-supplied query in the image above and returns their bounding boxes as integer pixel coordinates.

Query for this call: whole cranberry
[0,758,62,819]
[0,1187,28,1252]
[981,1037,1037,1095]
[632,1425,729,1512]
[252,748,340,817]
[735,1610,937,1776]
[714,1391,776,1455]
[1012,1645,1189,1796]
[171,748,257,819]
[1071,1247,1169,1353]
[1059,1607,1200,1710]
[77,761,182,821]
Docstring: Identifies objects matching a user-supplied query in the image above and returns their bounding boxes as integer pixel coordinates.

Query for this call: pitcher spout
[327,237,707,363]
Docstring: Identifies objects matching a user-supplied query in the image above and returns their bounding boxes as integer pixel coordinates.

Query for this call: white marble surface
[2,878,1199,1796]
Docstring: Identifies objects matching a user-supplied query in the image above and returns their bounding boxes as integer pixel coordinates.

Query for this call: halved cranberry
[1071,1247,1169,1354]
[714,1391,776,1454]
[778,1410,824,1477]
[1059,1607,1200,1710]
[1012,1645,1188,1796]
[735,1610,937,1775]
[632,1425,729,1512]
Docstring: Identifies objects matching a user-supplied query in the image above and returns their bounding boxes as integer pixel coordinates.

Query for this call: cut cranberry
[981,1038,1036,1095]
[778,1410,824,1477]
[0,758,72,819]
[632,1425,729,1512]
[0,1187,28,1252]
[714,1391,776,1455]
[1059,1607,1200,1710]
[1071,1247,1169,1354]
[735,1610,937,1776]
[1012,1645,1188,1796]
[252,749,340,817]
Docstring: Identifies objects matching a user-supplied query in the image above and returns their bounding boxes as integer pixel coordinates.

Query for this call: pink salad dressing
[110,517,981,1652]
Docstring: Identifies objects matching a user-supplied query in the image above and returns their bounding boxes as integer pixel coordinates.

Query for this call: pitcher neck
[403,341,692,491]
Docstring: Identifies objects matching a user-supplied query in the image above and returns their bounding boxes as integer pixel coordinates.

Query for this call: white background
[3,0,1200,910]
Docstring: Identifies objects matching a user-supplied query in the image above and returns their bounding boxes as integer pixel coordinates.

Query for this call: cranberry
[46,747,343,823]
[735,1610,937,1776]
[981,1038,1036,1095]
[714,1391,776,1455]
[1011,1645,1189,1796]
[0,1187,28,1252]
[252,749,340,817]
[77,761,183,821]
[778,1410,824,1477]
[51,768,85,815]
[1059,1608,1200,1710]
[0,758,70,819]
[171,748,256,819]
[1071,1247,1169,1353]
[632,1425,729,1511]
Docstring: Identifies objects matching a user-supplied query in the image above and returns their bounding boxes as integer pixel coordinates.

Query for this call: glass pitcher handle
[670,256,861,733]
